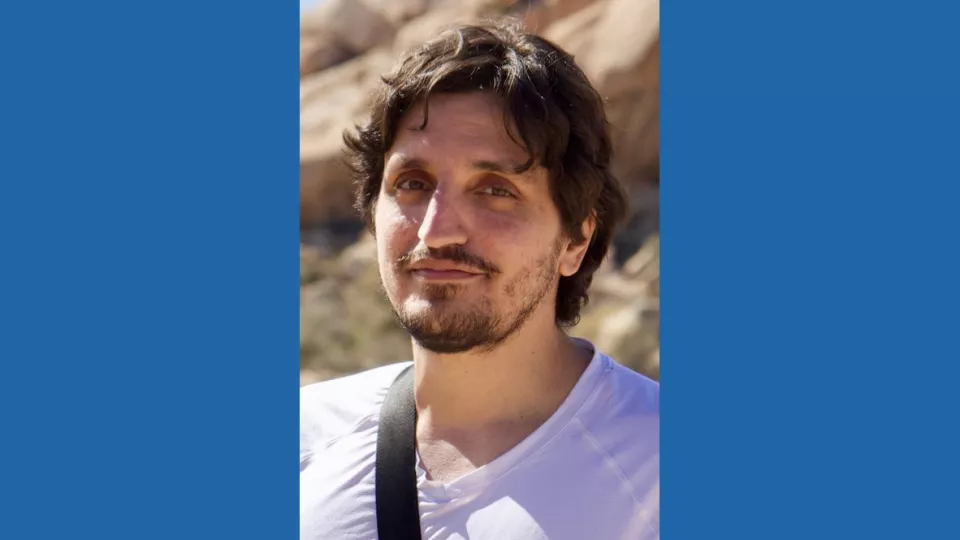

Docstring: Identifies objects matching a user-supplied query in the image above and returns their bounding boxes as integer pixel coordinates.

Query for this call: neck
[411,313,593,431]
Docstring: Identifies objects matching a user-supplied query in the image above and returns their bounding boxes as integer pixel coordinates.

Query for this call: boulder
[595,299,660,380]
[508,0,604,34]
[365,0,431,26]
[541,0,607,61]
[544,0,659,189]
[582,0,659,94]
[300,50,397,225]
[300,34,354,77]
[583,0,659,188]
[392,7,482,55]
[300,0,396,57]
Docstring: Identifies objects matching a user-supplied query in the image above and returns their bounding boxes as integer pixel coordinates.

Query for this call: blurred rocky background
[300,0,659,385]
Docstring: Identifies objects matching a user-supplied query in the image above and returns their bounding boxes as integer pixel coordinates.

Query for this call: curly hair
[343,20,628,327]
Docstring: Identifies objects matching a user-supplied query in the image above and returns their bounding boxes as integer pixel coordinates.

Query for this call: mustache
[396,246,500,275]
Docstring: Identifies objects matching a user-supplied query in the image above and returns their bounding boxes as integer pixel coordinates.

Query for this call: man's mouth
[398,249,500,279]
[410,268,484,281]
[408,260,486,281]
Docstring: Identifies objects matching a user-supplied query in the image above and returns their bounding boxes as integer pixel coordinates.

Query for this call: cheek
[374,200,417,271]
[468,202,537,247]
[476,208,557,257]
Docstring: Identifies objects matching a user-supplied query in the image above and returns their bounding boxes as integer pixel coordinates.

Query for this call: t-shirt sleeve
[299,362,412,471]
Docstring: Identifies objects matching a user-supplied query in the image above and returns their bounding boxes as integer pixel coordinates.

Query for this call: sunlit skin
[374,92,597,483]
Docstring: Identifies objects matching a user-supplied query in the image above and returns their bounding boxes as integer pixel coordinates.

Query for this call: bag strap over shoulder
[375,364,422,540]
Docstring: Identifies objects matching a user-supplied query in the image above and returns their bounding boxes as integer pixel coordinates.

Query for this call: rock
[541,0,607,60]
[301,0,396,57]
[573,228,658,381]
[622,232,658,280]
[365,0,430,26]
[300,50,397,225]
[392,7,481,55]
[583,0,659,188]
[613,184,659,265]
[582,0,658,93]
[594,299,660,381]
[301,219,367,257]
[300,242,413,379]
[300,49,397,149]
[596,36,659,189]
[300,34,354,77]
[543,0,658,190]
[337,233,378,277]
[388,0,503,53]
[510,0,604,35]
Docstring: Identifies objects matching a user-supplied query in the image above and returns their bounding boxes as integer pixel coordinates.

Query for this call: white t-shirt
[300,341,660,540]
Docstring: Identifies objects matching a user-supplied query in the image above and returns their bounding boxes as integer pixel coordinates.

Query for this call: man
[300,21,659,540]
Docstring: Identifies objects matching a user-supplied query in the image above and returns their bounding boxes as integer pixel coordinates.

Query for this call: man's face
[374,92,578,354]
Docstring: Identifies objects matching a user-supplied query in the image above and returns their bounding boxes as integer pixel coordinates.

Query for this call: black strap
[375,365,422,540]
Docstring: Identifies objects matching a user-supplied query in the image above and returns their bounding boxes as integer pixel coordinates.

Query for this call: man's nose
[418,191,468,249]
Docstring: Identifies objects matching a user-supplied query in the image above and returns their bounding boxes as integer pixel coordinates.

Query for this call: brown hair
[343,20,628,327]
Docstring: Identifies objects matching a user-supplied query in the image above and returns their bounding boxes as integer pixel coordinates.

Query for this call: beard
[386,241,562,354]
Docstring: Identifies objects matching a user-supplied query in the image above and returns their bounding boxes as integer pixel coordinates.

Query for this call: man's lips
[407,260,487,280]
[411,268,483,280]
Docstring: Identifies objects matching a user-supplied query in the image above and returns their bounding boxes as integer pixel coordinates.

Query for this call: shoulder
[580,353,659,459]
[576,352,660,527]
[299,362,411,464]
[597,356,659,471]
[597,355,660,416]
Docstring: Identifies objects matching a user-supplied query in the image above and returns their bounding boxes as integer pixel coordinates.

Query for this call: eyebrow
[473,160,528,176]
[387,156,530,177]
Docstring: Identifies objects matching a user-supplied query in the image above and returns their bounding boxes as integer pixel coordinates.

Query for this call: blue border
[1,0,297,537]
[665,0,960,537]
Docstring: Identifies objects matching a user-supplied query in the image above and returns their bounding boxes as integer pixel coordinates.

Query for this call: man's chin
[413,283,471,302]
[394,307,497,351]
[398,308,469,329]
[402,293,472,311]
[411,336,480,355]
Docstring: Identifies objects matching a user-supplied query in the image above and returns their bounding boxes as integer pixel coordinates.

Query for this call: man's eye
[396,177,430,191]
[479,186,515,198]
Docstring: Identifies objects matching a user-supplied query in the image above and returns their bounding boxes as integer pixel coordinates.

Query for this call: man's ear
[558,215,597,277]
